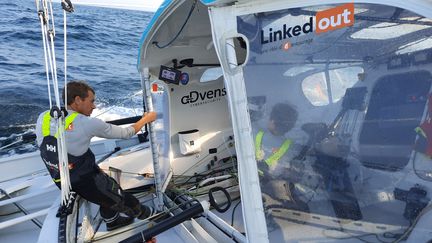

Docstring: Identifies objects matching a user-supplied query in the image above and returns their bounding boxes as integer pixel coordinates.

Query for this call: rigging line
[42,15,57,108]
[48,30,61,107]
[37,9,52,107]
[64,8,68,107]
[42,0,59,108]
[35,0,71,203]
[49,23,72,204]
[43,0,73,204]
[48,0,55,36]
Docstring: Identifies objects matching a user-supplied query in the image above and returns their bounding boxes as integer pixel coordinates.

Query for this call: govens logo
[261,3,354,46]
[181,88,227,107]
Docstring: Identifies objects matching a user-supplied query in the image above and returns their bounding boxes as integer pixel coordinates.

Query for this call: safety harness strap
[255,130,265,161]
[41,111,79,138]
[55,112,78,138]
[42,111,52,137]
[265,139,292,167]
[255,130,292,167]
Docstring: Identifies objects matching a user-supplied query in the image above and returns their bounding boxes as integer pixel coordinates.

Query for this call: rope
[35,0,74,205]
[64,10,67,107]
[37,5,52,107]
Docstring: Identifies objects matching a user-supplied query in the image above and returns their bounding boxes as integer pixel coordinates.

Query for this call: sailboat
[3,0,432,242]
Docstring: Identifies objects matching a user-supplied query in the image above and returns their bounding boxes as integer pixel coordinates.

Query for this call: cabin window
[397,37,432,54]
[351,20,432,40]
[301,66,363,106]
[200,67,223,83]
[283,65,315,77]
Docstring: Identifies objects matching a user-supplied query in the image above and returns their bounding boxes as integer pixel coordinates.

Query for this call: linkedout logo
[316,3,355,34]
[181,88,227,107]
[261,3,355,46]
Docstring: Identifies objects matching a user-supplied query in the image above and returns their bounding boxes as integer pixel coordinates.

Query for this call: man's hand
[146,237,157,243]
[144,112,157,123]
[133,111,157,133]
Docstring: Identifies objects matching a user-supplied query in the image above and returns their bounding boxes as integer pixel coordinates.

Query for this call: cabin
[138,1,432,242]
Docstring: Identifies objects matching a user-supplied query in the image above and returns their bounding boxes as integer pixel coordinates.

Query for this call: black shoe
[106,215,134,231]
[137,205,155,220]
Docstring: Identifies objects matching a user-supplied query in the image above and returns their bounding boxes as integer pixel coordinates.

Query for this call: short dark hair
[63,81,95,105]
[270,103,298,135]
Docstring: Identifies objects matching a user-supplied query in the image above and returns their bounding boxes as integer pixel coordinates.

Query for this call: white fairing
[209,0,432,242]
[209,6,269,243]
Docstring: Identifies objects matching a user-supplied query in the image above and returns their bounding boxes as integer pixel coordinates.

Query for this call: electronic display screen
[159,65,181,84]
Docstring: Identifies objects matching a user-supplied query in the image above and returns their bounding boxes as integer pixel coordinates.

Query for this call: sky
[61,0,164,12]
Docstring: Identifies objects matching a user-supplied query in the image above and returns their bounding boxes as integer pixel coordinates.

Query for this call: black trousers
[72,171,142,220]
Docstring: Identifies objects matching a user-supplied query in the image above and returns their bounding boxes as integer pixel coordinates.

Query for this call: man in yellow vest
[255,103,297,179]
[254,103,309,222]
[36,81,157,231]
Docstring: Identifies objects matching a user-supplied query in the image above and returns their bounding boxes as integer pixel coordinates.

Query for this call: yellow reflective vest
[255,130,292,175]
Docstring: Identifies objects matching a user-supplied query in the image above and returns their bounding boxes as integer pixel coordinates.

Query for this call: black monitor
[159,65,181,85]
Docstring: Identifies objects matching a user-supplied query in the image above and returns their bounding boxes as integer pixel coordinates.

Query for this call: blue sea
[0,0,154,157]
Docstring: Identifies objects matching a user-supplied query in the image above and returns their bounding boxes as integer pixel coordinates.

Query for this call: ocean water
[0,0,153,157]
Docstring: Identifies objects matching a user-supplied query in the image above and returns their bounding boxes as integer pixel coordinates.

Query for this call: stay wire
[64,6,68,107]
[37,5,52,107]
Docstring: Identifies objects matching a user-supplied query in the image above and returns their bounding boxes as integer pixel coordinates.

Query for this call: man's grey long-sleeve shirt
[36,110,135,156]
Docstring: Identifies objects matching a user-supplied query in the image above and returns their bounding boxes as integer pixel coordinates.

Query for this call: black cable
[74,199,80,243]
[208,187,231,213]
[231,200,241,227]
[172,146,235,184]
[153,0,197,49]
[412,150,432,182]
[383,232,403,240]
[175,166,234,187]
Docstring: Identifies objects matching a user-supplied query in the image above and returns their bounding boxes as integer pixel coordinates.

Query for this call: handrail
[0,208,49,230]
[0,186,56,207]
[0,188,45,228]
[106,116,141,125]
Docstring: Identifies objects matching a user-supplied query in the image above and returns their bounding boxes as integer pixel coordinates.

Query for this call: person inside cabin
[36,81,157,231]
[253,102,310,229]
